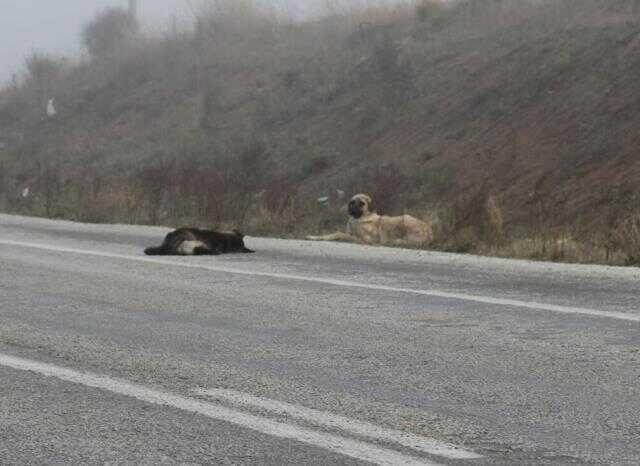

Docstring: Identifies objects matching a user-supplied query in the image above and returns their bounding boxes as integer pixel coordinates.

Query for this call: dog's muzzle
[348,202,363,219]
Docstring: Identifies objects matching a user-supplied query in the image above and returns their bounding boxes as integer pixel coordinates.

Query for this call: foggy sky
[0,0,400,86]
[0,0,198,85]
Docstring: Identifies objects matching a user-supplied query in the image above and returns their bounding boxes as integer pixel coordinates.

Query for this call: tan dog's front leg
[306,232,357,242]
[378,227,389,245]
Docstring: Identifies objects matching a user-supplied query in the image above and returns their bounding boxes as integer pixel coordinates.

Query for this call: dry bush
[413,0,573,38]
[136,162,173,225]
[484,193,504,246]
[300,155,332,179]
[119,142,292,229]
[495,229,620,264]
[38,166,63,218]
[219,143,271,225]
[246,199,298,236]
[612,214,640,265]
[0,85,24,126]
[169,161,227,225]
[24,52,65,85]
[439,186,506,248]
[0,162,7,211]
[347,162,409,215]
[244,175,299,235]
[415,0,444,23]
[82,7,139,60]
[370,33,416,104]
[21,52,67,110]
[429,198,480,253]
[193,0,278,48]
[430,190,505,254]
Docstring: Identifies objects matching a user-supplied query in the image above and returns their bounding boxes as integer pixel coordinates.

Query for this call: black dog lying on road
[144,228,254,256]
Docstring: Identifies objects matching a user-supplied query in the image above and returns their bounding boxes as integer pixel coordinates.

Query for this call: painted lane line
[194,388,482,460]
[1,239,638,323]
[0,353,441,466]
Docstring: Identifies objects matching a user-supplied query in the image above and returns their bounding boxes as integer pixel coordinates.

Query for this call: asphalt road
[1,213,639,465]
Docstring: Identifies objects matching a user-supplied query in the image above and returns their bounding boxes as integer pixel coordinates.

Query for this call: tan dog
[307,194,433,246]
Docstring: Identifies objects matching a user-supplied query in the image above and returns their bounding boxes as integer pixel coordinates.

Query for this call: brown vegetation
[82,8,139,59]
[1,0,640,265]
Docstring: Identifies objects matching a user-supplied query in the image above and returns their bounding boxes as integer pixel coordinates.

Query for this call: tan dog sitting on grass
[307,194,433,246]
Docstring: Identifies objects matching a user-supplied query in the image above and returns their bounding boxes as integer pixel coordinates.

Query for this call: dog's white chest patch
[177,240,206,255]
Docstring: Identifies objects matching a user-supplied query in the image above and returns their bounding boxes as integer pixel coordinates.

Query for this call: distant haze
[0,0,192,84]
[0,0,403,85]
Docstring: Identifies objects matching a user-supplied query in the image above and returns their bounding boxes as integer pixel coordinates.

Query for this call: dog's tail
[144,246,166,256]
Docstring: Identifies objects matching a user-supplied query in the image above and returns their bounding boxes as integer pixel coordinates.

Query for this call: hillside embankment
[1,0,640,264]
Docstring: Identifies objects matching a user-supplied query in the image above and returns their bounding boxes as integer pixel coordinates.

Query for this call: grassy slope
[1,0,640,261]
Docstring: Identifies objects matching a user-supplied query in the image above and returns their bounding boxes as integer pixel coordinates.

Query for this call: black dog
[144,228,254,256]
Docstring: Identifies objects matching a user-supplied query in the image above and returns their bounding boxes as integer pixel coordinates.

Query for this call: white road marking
[0,353,443,466]
[1,239,638,323]
[194,388,482,460]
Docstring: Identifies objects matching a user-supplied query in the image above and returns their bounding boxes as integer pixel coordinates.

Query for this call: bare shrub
[136,162,173,225]
[222,142,271,225]
[82,8,139,59]
[248,198,299,236]
[429,187,505,252]
[174,161,228,225]
[550,231,577,262]
[415,0,444,23]
[370,34,416,104]
[24,52,64,84]
[350,163,408,215]
[429,199,477,253]
[0,161,6,211]
[526,175,561,257]
[22,52,66,109]
[263,175,297,214]
[0,85,24,126]
[300,156,332,179]
[199,86,221,131]
[484,193,505,245]
[34,165,63,218]
[612,214,640,265]
[193,0,275,45]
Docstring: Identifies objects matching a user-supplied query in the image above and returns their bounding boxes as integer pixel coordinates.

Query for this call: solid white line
[0,353,441,466]
[1,239,638,323]
[194,388,482,460]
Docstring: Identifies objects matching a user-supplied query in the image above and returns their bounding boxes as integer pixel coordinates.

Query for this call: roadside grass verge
[1,158,638,266]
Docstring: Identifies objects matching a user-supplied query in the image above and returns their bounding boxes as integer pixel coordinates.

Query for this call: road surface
[1,213,639,465]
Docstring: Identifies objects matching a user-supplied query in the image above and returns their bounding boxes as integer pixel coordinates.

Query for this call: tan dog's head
[348,194,373,219]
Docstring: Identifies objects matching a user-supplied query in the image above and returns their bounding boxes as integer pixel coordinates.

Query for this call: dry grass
[611,214,640,265]
[2,0,640,266]
[1,156,638,266]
